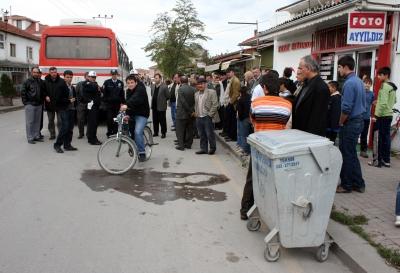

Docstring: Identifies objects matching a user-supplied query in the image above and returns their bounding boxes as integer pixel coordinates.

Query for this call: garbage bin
[246,129,342,262]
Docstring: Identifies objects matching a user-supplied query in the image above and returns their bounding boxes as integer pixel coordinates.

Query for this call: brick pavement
[215,131,400,251]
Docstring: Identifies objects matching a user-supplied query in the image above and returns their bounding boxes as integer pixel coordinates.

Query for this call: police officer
[80,71,102,145]
[102,69,125,137]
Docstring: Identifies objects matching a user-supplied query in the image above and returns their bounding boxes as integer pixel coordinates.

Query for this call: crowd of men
[20,54,398,223]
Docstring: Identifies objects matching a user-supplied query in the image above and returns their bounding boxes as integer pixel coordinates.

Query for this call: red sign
[349,12,386,29]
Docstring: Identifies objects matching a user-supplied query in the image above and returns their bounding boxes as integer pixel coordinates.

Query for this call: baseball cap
[88,71,97,77]
[110,69,118,75]
[196,78,207,84]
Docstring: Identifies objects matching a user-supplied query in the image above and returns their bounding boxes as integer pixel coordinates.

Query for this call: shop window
[10,43,16,57]
[357,52,373,80]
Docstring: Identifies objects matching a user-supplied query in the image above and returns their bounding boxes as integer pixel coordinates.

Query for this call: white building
[0,20,40,90]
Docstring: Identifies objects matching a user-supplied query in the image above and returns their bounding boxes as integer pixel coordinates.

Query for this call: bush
[0,74,16,98]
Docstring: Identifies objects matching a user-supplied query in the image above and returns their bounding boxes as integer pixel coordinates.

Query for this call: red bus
[39,19,129,85]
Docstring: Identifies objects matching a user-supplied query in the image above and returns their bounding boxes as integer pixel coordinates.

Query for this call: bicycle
[97,111,153,175]
[391,108,400,153]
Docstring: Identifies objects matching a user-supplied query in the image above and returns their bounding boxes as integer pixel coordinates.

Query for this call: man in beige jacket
[194,78,220,155]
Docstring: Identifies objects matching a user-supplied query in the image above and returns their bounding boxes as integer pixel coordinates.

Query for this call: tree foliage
[0,74,16,98]
[144,0,209,78]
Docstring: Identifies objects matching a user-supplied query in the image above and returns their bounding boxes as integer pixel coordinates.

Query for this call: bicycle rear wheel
[97,136,138,175]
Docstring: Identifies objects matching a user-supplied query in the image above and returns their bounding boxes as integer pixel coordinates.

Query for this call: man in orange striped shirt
[240,73,292,220]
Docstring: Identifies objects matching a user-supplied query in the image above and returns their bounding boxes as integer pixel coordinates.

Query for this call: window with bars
[26,46,33,60]
[0,34,4,49]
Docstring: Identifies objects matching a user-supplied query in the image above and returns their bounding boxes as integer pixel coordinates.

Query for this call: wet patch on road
[226,252,240,263]
[80,169,229,205]
[162,158,170,168]
[176,157,183,165]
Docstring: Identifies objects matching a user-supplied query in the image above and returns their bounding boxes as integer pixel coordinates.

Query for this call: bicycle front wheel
[144,126,154,145]
[143,130,152,161]
[97,136,138,175]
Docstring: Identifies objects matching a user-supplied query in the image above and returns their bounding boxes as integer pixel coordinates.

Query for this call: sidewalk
[0,98,24,113]
[215,130,400,271]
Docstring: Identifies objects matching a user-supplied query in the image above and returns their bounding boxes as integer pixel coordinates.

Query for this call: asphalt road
[0,108,352,273]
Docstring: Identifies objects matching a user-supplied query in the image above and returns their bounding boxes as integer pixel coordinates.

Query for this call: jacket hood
[45,74,60,81]
[387,82,397,91]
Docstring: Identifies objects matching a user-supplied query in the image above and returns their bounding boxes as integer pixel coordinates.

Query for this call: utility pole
[228,20,259,48]
[228,21,260,68]
[92,14,113,27]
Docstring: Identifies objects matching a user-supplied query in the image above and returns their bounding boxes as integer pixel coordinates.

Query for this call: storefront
[259,0,399,96]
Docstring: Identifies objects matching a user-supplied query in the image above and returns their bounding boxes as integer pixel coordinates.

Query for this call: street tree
[0,74,16,106]
[144,0,209,78]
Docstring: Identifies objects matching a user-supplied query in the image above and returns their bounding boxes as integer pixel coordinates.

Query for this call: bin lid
[247,129,331,158]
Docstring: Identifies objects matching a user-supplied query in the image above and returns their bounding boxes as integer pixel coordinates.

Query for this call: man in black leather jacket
[21,67,45,144]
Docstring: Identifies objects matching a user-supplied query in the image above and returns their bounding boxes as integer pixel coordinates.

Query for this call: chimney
[35,22,39,32]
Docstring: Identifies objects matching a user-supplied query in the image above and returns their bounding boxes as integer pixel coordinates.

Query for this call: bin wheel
[316,243,329,262]
[264,245,280,262]
[247,218,261,232]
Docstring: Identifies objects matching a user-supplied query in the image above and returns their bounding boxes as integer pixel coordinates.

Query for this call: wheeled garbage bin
[246,129,342,262]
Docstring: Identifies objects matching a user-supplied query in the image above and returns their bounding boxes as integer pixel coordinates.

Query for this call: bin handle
[291,196,313,219]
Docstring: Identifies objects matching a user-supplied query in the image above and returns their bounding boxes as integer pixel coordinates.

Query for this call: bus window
[46,37,111,59]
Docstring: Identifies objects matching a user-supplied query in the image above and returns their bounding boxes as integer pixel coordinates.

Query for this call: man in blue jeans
[336,56,366,193]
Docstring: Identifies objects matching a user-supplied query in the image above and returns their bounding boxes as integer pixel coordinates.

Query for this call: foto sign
[347,11,386,45]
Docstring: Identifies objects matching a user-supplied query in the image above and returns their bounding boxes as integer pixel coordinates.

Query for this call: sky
[0,0,293,69]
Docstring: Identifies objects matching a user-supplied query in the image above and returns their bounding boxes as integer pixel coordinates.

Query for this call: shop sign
[347,11,386,45]
[278,41,312,52]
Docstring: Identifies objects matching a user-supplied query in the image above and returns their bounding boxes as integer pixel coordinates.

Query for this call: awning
[231,56,255,64]
[204,63,220,72]
[221,59,239,71]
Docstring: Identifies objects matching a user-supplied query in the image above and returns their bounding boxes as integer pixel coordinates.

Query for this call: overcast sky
[2,0,293,69]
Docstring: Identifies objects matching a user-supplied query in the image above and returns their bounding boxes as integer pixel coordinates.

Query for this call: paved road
[0,109,351,273]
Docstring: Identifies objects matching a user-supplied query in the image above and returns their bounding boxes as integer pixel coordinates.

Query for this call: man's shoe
[171,128,176,131]
[54,146,64,153]
[240,213,248,220]
[28,140,36,144]
[38,134,44,140]
[195,150,207,155]
[34,138,44,142]
[360,151,368,158]
[77,135,84,139]
[161,134,166,139]
[353,186,365,193]
[64,146,78,151]
[184,145,191,149]
[138,154,146,162]
[336,186,351,193]
[382,161,391,168]
[368,160,379,167]
[395,216,400,227]
[153,134,159,137]
[175,146,185,151]
[49,136,56,140]
[208,149,216,155]
[89,141,102,145]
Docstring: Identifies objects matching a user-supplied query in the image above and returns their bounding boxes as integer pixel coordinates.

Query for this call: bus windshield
[46,36,111,59]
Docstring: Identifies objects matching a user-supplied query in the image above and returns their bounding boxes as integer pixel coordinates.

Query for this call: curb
[214,130,396,273]
[0,105,24,114]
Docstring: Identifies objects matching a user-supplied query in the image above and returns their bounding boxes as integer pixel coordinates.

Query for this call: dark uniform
[80,80,102,144]
[102,78,125,137]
